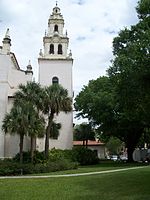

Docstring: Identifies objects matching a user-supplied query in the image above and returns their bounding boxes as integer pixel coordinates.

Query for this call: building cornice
[38,57,73,61]
[10,52,20,70]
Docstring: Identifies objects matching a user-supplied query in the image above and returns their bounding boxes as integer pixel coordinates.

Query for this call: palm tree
[14,82,45,162]
[26,106,45,163]
[14,82,44,111]
[74,123,95,147]
[2,101,30,163]
[42,84,72,158]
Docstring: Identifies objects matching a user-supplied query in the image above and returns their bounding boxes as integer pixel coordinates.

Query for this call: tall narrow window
[58,44,63,54]
[54,24,58,32]
[52,76,59,84]
[49,44,54,54]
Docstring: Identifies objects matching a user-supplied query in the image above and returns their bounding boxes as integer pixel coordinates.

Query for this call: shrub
[33,151,45,164]
[13,151,31,163]
[13,151,45,164]
[48,147,99,165]
[48,148,65,161]
[72,146,99,165]
[0,150,78,176]
[0,159,78,176]
[0,147,99,176]
[62,149,75,161]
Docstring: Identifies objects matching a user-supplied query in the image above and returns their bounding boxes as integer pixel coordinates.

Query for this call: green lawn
[30,161,147,176]
[0,164,150,200]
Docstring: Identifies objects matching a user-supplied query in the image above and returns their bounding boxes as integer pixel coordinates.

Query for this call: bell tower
[38,3,73,150]
[39,2,72,60]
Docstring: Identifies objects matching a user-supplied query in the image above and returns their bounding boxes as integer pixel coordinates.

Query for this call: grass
[0,163,150,200]
[30,161,148,175]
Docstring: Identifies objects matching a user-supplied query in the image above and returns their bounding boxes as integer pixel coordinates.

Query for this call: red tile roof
[73,140,104,146]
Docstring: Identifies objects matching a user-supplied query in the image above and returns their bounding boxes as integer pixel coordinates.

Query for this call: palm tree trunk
[83,140,85,146]
[85,139,88,148]
[31,136,35,163]
[45,113,54,159]
[20,134,24,164]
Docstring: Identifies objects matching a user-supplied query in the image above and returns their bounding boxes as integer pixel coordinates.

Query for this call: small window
[54,25,58,32]
[49,44,54,54]
[58,44,62,54]
[52,76,59,84]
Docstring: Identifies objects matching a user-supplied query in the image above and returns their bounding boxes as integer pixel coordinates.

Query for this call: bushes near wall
[48,147,99,165]
[0,147,99,176]
[0,159,78,176]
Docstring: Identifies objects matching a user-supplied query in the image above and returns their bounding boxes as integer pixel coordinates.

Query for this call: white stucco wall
[88,145,106,159]
[0,52,32,158]
[8,69,32,89]
[37,112,73,151]
[38,58,73,151]
[39,59,73,96]
[0,55,11,157]
[0,84,9,157]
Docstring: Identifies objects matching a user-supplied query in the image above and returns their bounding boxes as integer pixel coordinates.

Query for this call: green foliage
[0,150,78,176]
[108,0,150,161]
[2,82,45,163]
[106,137,124,155]
[136,0,150,19]
[74,0,150,162]
[72,146,99,165]
[50,121,61,139]
[42,84,72,158]
[13,151,45,164]
[48,148,65,161]
[13,149,75,165]
[74,123,95,145]
[48,147,99,166]
[43,84,72,115]
[0,161,78,176]
[75,76,113,123]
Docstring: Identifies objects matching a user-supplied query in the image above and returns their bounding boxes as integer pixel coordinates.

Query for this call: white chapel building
[0,4,73,158]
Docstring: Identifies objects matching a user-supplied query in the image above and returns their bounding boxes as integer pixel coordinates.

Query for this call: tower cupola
[52,4,61,15]
[2,28,11,54]
[40,3,72,59]
[26,60,33,75]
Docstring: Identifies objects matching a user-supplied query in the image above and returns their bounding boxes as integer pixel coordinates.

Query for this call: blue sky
[0,0,139,106]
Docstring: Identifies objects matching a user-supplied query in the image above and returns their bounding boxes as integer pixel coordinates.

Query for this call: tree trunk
[19,134,24,164]
[85,139,88,148]
[45,113,54,159]
[31,136,35,163]
[126,144,135,162]
[126,129,143,163]
[82,140,85,146]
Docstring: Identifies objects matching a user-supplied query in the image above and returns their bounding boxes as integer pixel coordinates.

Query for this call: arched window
[52,76,59,84]
[58,44,63,55]
[49,44,54,54]
[54,25,58,32]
